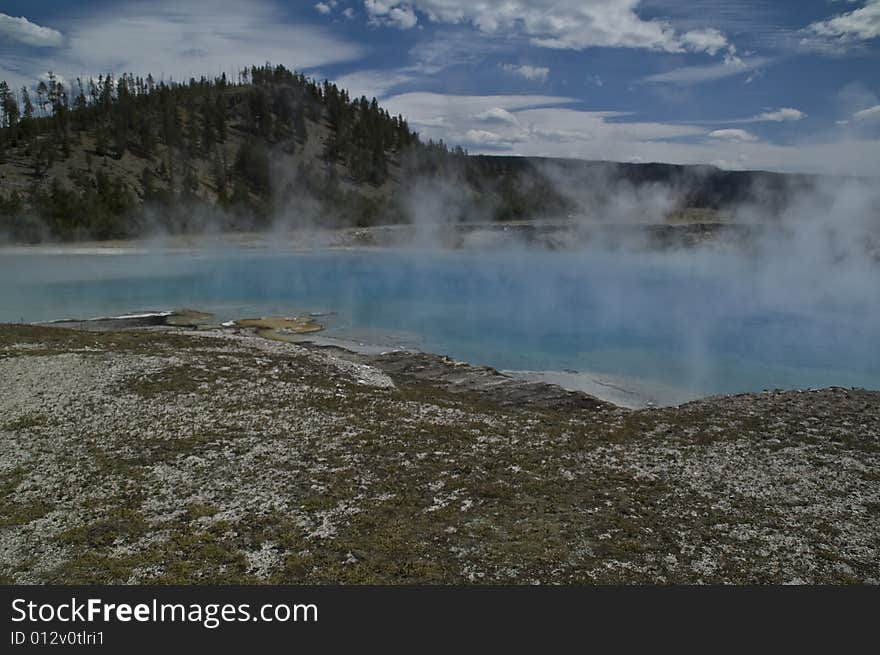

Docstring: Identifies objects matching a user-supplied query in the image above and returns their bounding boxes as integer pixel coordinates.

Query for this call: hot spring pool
[1,245,878,400]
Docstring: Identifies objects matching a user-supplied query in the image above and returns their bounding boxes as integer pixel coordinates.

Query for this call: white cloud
[853,104,880,121]
[376,91,880,176]
[698,107,807,125]
[333,69,418,100]
[1,1,363,87]
[382,91,709,157]
[314,2,333,15]
[0,13,63,47]
[362,1,735,55]
[679,28,729,56]
[38,71,68,90]
[751,108,806,122]
[476,107,520,124]
[365,0,418,29]
[520,107,701,143]
[642,56,769,85]
[407,29,512,75]
[463,128,525,148]
[500,63,550,82]
[381,92,580,130]
[804,0,880,46]
[709,128,759,142]
[343,8,356,19]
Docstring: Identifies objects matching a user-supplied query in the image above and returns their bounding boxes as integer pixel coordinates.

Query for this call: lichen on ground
[235,316,324,342]
[0,324,877,584]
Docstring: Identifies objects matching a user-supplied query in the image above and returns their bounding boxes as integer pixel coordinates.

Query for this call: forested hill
[0,63,819,242]
[0,64,460,241]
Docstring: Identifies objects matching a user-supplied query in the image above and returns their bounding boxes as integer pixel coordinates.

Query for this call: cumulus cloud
[476,107,520,124]
[362,1,736,55]
[679,28,729,56]
[500,63,550,82]
[708,129,759,142]
[0,12,63,47]
[805,0,880,42]
[365,0,418,29]
[314,2,334,15]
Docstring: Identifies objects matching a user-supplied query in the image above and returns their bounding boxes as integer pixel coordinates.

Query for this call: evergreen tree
[234,140,270,197]
[0,81,12,127]
[21,87,34,120]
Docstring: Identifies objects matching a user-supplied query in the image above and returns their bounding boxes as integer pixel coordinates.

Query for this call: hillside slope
[0,64,462,241]
[0,64,827,242]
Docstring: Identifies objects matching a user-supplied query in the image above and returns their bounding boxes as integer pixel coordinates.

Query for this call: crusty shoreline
[1,324,878,584]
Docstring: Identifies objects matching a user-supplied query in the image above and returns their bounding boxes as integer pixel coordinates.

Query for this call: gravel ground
[0,324,877,584]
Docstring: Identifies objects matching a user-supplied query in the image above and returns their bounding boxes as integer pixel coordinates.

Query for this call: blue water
[1,247,878,396]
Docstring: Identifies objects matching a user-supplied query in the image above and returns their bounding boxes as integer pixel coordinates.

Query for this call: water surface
[2,246,878,398]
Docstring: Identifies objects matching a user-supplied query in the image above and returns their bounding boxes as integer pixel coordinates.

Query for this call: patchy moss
[0,467,54,529]
[56,507,149,549]
[47,552,139,585]
[139,521,259,585]
[3,412,50,431]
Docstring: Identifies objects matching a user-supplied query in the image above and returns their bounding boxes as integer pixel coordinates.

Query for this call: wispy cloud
[333,69,419,100]
[1,1,363,88]
[709,128,759,142]
[688,107,807,126]
[750,108,806,122]
[641,56,770,85]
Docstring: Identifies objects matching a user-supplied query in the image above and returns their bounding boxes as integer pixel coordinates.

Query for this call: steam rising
[1,166,878,401]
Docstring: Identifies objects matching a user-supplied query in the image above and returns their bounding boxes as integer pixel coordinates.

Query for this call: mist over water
[2,233,878,400]
[2,163,879,401]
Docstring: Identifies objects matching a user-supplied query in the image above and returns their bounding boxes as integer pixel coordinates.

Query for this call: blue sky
[1,0,878,174]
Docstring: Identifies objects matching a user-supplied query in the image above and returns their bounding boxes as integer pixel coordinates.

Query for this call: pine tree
[35,80,49,116]
[21,87,34,120]
[0,81,18,129]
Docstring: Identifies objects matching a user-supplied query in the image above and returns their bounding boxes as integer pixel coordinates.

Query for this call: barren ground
[0,324,877,584]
